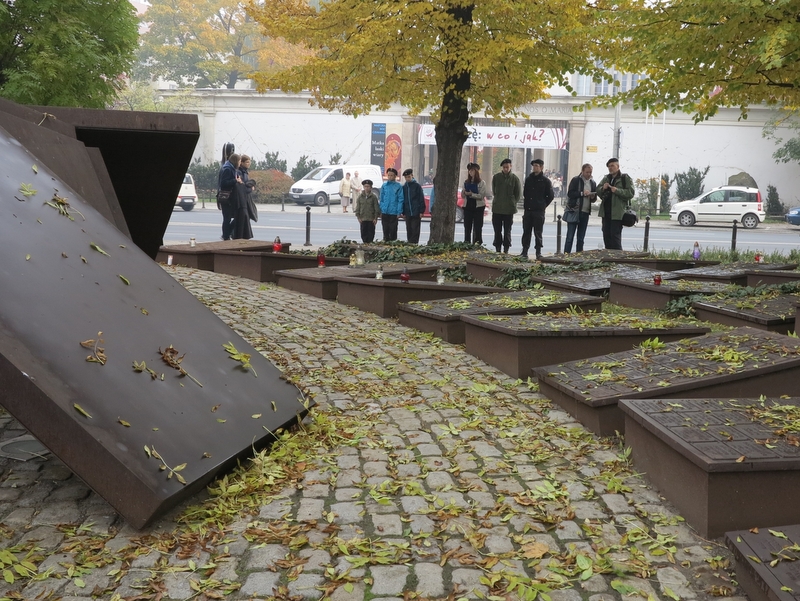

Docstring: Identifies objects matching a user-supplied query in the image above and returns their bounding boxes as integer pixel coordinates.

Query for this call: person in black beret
[401,169,425,243]
[354,180,380,243]
[520,158,554,260]
[491,158,521,253]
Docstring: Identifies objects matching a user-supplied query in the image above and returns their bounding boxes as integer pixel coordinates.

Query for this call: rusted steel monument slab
[30,105,200,259]
[0,126,307,528]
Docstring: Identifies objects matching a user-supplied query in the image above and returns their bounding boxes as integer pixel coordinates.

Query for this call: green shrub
[248,169,294,203]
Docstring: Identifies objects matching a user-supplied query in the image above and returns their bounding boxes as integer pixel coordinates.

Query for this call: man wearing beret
[596,158,635,250]
[354,179,381,243]
[402,168,425,244]
[491,158,521,253]
[521,158,554,260]
[380,168,404,241]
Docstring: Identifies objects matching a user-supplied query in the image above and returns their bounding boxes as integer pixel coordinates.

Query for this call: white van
[175,173,197,211]
[289,164,383,206]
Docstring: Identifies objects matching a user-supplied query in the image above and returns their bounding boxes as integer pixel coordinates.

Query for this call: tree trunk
[428,4,472,245]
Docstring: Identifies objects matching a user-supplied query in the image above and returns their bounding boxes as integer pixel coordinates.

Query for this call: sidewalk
[0,267,744,601]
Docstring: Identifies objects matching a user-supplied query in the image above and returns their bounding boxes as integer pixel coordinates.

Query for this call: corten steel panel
[216,253,350,283]
[0,132,308,528]
[622,399,800,538]
[540,249,651,264]
[726,525,800,601]
[465,258,538,282]
[32,106,200,260]
[335,277,498,318]
[673,263,798,287]
[0,108,130,237]
[0,98,76,137]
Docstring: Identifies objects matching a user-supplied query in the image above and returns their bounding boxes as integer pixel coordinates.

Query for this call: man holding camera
[596,158,635,250]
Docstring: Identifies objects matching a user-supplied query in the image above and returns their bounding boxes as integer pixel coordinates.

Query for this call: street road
[165,203,800,254]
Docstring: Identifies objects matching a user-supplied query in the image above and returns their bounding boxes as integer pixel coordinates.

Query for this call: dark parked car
[786,207,800,226]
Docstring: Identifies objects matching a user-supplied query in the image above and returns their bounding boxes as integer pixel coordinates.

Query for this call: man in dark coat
[402,168,425,244]
[521,158,554,260]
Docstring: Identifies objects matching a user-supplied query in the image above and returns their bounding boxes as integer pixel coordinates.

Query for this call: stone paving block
[297,498,325,522]
[602,493,633,514]
[425,471,455,490]
[245,544,289,570]
[415,562,445,597]
[370,565,409,596]
[657,566,696,599]
[401,496,429,514]
[372,513,403,536]
[330,501,363,524]
[451,568,489,598]
[287,573,325,600]
[299,548,331,572]
[31,501,81,525]
[18,525,64,549]
[330,582,366,600]
[240,572,281,598]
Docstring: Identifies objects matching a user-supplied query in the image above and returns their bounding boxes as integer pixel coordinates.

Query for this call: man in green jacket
[354,180,381,243]
[491,158,521,253]
[596,158,635,250]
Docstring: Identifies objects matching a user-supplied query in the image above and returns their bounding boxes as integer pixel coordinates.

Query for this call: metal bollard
[556,215,562,254]
[731,219,738,251]
[281,193,285,212]
[327,195,331,214]
[304,206,312,246]
[643,216,650,252]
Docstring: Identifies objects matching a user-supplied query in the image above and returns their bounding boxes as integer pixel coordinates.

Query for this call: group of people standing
[484,156,634,257]
[352,167,426,244]
[217,144,258,240]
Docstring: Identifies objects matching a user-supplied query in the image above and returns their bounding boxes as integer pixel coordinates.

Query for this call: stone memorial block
[464,312,709,379]
[726,525,800,601]
[398,289,602,344]
[622,397,800,537]
[533,328,800,436]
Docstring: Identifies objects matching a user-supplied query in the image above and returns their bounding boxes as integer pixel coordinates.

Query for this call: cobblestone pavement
[0,266,746,601]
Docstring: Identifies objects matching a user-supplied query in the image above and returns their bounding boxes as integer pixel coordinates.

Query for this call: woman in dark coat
[232,155,257,240]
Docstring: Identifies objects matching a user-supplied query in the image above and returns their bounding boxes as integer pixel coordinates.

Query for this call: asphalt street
[165,202,800,254]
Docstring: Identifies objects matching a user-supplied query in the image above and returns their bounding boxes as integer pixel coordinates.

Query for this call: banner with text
[417,124,568,150]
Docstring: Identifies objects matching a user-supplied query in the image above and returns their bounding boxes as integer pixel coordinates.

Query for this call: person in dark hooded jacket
[402,169,425,244]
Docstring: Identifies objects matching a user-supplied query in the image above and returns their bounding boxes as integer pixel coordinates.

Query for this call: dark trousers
[521,209,546,254]
[381,214,399,241]
[564,211,590,253]
[220,202,235,240]
[602,218,624,250]
[360,221,376,244]
[492,213,513,252]
[463,207,484,244]
[405,215,421,243]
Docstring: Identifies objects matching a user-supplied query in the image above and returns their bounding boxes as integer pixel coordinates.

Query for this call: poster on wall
[417,123,567,150]
[384,123,403,174]
[371,123,386,172]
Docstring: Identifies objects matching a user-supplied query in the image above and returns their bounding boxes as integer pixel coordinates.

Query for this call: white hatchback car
[175,173,197,211]
[670,186,764,229]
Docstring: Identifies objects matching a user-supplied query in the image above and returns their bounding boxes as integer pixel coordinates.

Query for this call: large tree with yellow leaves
[253,0,604,243]
[139,0,310,89]
[609,0,800,121]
